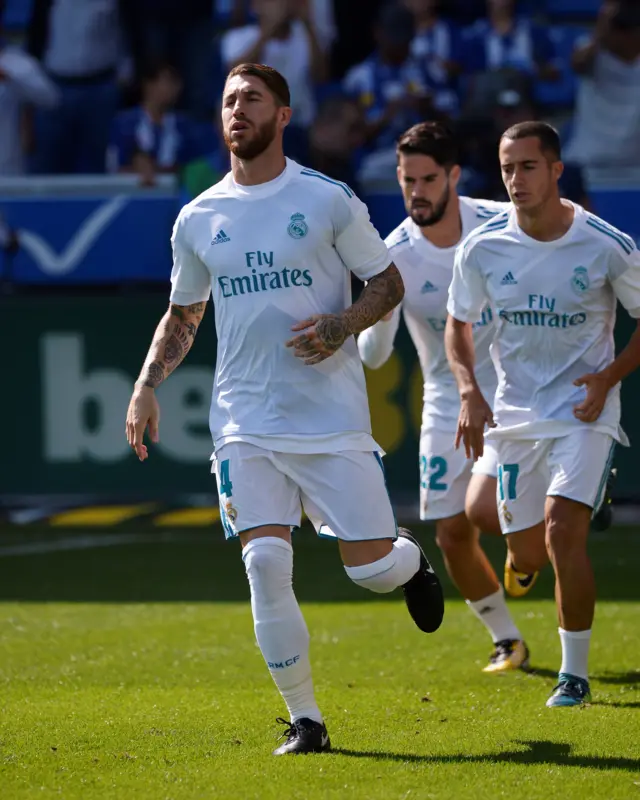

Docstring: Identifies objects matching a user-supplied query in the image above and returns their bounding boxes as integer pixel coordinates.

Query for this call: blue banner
[591,189,640,248]
[2,192,177,284]
[1,178,638,284]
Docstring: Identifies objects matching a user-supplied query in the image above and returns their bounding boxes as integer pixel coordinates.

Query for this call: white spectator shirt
[221,23,315,127]
[43,0,122,77]
[358,197,508,434]
[564,48,640,169]
[0,46,59,175]
[170,159,392,454]
[447,202,640,443]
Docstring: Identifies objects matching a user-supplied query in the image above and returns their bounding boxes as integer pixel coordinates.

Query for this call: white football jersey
[447,202,640,443]
[169,159,392,454]
[358,196,508,433]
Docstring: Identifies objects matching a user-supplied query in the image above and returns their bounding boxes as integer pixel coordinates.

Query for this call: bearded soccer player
[446,121,640,707]
[359,121,536,674]
[125,64,443,754]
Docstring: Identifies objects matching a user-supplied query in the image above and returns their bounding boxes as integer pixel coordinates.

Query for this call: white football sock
[243,537,322,724]
[559,627,591,681]
[344,536,420,593]
[467,586,522,644]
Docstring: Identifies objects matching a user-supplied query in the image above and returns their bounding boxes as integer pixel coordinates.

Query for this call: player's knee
[435,515,475,557]
[466,474,500,535]
[243,538,292,606]
[465,498,497,535]
[545,498,591,562]
[545,515,585,564]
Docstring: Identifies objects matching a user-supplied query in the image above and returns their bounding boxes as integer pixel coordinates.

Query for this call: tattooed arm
[126,301,207,460]
[285,263,404,365]
[136,301,206,388]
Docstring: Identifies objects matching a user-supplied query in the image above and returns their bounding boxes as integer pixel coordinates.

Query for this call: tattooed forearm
[164,334,183,365]
[144,361,166,388]
[314,316,347,351]
[170,302,205,323]
[137,301,207,389]
[310,264,404,355]
[342,263,404,336]
[165,324,190,365]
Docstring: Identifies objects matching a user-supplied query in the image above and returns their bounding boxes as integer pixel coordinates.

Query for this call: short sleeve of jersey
[333,191,391,280]
[609,242,640,319]
[169,208,212,306]
[446,240,488,323]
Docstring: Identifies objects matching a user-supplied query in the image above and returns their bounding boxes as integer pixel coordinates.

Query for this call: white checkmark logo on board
[17,195,128,276]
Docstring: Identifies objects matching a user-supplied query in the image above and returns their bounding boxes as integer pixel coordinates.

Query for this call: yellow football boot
[483,639,530,674]
[504,553,539,598]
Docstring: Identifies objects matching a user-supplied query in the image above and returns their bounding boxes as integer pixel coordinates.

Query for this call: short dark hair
[500,120,561,160]
[396,122,459,168]
[226,63,291,107]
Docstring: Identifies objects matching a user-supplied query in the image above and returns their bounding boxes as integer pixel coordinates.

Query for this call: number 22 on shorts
[219,459,233,497]
[498,463,519,501]
[420,455,448,491]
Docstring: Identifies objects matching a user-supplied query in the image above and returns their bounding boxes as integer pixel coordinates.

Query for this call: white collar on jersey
[227,158,297,200]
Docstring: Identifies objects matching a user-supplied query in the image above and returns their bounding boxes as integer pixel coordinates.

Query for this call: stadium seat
[544,0,600,21]
[535,25,589,109]
[2,0,32,32]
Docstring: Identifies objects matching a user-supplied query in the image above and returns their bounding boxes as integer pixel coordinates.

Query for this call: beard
[224,116,278,161]
[409,182,450,228]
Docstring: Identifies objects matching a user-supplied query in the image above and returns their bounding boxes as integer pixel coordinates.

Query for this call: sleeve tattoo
[137,302,206,389]
[314,264,404,352]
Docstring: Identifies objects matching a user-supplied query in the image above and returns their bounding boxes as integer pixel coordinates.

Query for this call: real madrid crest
[570,266,590,295]
[225,500,238,524]
[500,501,513,525]
[287,212,308,239]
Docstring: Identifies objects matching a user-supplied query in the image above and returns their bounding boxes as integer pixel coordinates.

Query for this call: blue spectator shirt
[108,107,198,170]
[411,20,460,113]
[461,18,554,75]
[343,55,427,150]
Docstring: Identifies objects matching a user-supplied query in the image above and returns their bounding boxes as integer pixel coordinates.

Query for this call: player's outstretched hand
[286,314,349,365]
[573,371,610,423]
[126,386,160,462]
[455,389,495,461]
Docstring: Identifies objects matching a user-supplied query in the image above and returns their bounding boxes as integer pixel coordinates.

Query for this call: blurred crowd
[0,0,638,201]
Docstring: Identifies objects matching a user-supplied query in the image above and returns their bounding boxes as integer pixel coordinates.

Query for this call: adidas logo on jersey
[500,271,517,285]
[421,281,438,293]
[211,230,231,245]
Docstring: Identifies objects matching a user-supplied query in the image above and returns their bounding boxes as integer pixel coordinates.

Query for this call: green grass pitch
[0,523,639,799]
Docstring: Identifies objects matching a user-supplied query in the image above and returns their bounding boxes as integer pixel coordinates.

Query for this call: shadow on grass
[524,667,640,692]
[591,701,640,709]
[524,666,558,680]
[594,671,640,686]
[0,525,639,602]
[331,739,640,771]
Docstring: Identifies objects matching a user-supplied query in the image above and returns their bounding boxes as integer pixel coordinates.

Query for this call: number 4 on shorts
[498,463,519,501]
[219,459,233,497]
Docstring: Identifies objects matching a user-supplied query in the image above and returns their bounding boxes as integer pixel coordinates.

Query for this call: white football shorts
[495,428,616,534]
[212,441,397,541]
[419,429,498,521]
